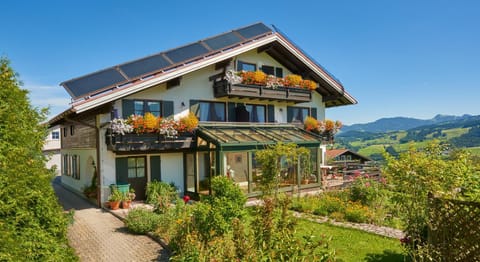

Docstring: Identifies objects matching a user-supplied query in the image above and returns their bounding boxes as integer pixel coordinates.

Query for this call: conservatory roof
[197,123,323,150]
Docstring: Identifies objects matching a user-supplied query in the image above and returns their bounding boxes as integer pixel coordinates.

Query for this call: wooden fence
[428,196,480,261]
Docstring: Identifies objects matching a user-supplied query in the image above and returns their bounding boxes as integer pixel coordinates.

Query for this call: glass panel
[128,158,136,167]
[128,168,136,178]
[225,152,249,194]
[137,167,145,178]
[137,157,145,168]
[198,152,210,194]
[134,101,144,115]
[213,103,226,121]
[147,102,161,117]
[237,61,256,72]
[246,105,265,123]
[261,65,274,75]
[251,153,262,192]
[197,102,226,122]
[291,107,309,123]
[186,154,195,192]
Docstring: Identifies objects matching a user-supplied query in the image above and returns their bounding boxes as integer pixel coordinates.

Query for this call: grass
[296,219,405,262]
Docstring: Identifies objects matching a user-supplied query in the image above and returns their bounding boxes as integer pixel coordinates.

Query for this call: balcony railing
[105,130,194,152]
[213,80,312,103]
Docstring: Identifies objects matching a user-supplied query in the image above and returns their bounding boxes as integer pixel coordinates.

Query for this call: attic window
[237,60,256,72]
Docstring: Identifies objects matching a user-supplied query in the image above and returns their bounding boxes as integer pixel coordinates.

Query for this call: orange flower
[143,112,159,132]
[284,74,302,87]
[301,79,317,90]
[253,70,266,85]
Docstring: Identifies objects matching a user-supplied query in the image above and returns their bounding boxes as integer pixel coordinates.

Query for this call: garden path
[52,177,169,262]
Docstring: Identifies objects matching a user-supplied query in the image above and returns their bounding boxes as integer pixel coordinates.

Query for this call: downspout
[95,115,102,207]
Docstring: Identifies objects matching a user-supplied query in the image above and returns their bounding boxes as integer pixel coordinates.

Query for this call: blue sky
[2,0,479,124]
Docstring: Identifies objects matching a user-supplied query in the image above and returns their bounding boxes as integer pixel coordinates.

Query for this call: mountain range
[340,114,474,133]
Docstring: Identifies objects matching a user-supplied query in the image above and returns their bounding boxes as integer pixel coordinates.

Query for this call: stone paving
[52,178,169,262]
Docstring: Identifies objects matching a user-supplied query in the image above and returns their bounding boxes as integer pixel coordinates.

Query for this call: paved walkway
[52,178,169,262]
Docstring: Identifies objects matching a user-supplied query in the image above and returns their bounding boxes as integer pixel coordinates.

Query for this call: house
[42,125,61,176]
[326,149,372,165]
[48,23,357,206]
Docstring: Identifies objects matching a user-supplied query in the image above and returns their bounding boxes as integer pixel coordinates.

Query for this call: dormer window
[237,60,256,72]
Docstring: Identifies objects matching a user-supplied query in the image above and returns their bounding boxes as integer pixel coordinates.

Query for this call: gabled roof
[58,22,357,115]
[326,149,372,162]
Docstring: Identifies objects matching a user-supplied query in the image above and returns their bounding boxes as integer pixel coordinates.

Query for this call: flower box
[105,131,194,152]
[213,80,311,103]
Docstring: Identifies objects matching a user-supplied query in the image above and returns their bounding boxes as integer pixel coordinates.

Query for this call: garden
[121,141,480,261]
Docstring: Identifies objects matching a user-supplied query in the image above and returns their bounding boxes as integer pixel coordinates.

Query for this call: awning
[197,123,323,151]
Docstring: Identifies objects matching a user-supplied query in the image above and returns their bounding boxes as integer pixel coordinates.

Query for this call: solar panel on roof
[63,68,127,98]
[236,23,272,39]
[165,43,209,64]
[119,54,171,79]
[204,32,243,51]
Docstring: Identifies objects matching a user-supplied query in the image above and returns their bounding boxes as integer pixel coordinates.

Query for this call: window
[128,157,145,178]
[63,127,67,137]
[287,106,310,123]
[245,104,266,122]
[123,99,173,118]
[261,65,283,78]
[70,125,75,136]
[237,60,256,72]
[62,154,80,180]
[52,131,60,140]
[194,101,226,122]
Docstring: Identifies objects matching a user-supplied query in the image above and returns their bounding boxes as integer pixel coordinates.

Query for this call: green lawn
[296,219,405,262]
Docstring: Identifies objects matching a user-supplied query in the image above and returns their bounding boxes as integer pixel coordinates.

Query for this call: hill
[336,114,480,161]
[341,114,473,133]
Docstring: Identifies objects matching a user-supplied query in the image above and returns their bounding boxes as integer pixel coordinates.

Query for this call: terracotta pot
[110,201,120,210]
[121,200,131,209]
[301,179,309,185]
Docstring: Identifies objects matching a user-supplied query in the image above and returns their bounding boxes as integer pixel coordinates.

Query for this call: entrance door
[116,157,147,200]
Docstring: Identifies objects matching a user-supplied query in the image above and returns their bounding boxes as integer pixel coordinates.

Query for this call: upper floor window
[51,131,60,140]
[287,106,310,123]
[237,60,256,72]
[122,99,173,118]
[234,104,266,122]
[261,65,283,78]
[192,101,226,122]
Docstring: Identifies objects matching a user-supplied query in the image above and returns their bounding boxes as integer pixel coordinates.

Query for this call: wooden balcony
[105,131,194,152]
[213,80,312,103]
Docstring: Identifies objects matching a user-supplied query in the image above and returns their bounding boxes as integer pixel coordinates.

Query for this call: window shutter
[115,157,129,184]
[162,101,174,118]
[150,156,161,182]
[122,100,134,118]
[228,102,236,122]
[311,107,317,119]
[267,105,275,123]
[287,106,294,123]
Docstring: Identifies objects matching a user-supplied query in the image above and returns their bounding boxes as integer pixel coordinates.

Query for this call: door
[160,153,184,194]
[116,157,147,200]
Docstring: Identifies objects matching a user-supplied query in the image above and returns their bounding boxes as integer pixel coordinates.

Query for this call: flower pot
[121,200,131,209]
[109,201,120,210]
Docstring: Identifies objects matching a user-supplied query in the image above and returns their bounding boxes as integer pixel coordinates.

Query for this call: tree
[0,57,77,260]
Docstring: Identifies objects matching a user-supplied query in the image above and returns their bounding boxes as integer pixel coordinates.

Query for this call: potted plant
[108,187,122,210]
[121,188,136,209]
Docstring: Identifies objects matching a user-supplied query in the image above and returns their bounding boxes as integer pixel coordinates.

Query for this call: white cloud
[23,82,71,119]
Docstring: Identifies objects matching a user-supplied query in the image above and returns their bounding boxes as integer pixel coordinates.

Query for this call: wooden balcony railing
[213,80,312,103]
[105,131,194,152]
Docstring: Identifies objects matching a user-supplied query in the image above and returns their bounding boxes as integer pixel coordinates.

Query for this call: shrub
[348,176,385,207]
[124,207,162,234]
[145,181,177,213]
[345,202,372,223]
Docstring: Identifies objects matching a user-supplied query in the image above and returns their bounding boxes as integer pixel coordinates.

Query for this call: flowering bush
[110,113,199,136]
[233,70,317,90]
[304,117,342,136]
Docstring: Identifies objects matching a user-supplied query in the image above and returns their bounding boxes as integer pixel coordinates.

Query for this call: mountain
[335,114,480,161]
[340,114,473,133]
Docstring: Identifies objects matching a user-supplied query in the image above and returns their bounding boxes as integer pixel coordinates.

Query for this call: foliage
[235,70,318,90]
[383,141,480,259]
[108,187,123,202]
[0,57,77,261]
[296,220,406,262]
[124,207,163,234]
[255,143,310,196]
[177,112,199,132]
[110,113,199,136]
[304,117,342,137]
[348,175,387,207]
[145,181,177,213]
